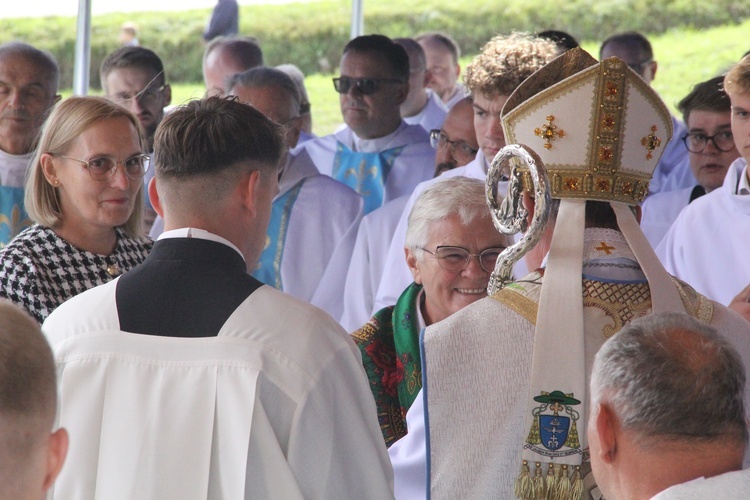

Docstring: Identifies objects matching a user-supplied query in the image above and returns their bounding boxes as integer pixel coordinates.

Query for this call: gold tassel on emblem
[514,460,534,499]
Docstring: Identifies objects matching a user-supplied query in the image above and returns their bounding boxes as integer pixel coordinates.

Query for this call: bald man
[202,36,263,96]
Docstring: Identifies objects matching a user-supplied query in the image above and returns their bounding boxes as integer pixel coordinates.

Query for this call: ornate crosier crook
[485,144,551,295]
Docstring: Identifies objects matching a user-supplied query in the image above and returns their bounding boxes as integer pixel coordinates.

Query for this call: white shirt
[651,469,750,499]
[0,148,32,187]
[403,89,448,133]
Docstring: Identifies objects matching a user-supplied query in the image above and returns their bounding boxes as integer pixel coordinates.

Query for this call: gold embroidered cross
[595,242,615,254]
[641,125,662,160]
[534,115,565,149]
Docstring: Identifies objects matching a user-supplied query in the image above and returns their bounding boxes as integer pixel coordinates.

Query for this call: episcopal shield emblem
[525,390,583,458]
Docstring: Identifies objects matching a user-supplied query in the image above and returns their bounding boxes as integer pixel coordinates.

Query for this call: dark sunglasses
[332,77,405,95]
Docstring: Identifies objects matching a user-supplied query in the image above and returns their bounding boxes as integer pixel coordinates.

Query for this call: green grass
[64,19,750,137]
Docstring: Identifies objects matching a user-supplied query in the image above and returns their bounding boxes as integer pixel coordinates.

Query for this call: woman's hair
[25,96,146,237]
[405,176,511,258]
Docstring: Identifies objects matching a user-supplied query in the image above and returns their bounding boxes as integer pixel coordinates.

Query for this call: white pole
[350,0,363,39]
[73,0,92,95]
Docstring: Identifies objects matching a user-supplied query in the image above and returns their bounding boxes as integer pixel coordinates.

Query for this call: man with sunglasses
[0,42,60,246]
[292,34,434,215]
[641,76,739,248]
[101,46,172,231]
[658,55,750,317]
[600,32,693,195]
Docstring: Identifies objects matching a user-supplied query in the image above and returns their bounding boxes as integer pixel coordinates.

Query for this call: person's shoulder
[302,173,361,203]
[398,122,432,147]
[42,279,120,346]
[233,285,352,349]
[0,225,53,263]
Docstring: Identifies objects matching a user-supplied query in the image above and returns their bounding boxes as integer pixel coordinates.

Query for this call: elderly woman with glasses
[0,96,152,323]
[352,176,512,447]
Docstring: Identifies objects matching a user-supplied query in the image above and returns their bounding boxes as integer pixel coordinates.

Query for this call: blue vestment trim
[0,186,31,247]
[332,141,404,214]
[251,179,305,290]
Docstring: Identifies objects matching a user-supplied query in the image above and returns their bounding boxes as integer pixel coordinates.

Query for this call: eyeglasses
[682,131,735,153]
[56,154,150,181]
[332,77,405,95]
[420,245,505,273]
[430,129,479,162]
[112,85,166,107]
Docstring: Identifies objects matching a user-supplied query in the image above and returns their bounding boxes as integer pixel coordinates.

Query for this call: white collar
[158,227,245,261]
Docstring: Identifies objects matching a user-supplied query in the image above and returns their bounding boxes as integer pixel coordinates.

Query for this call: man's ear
[148,177,163,217]
[405,247,423,284]
[42,428,69,491]
[592,403,618,464]
[240,170,263,218]
[395,81,409,106]
[162,84,172,108]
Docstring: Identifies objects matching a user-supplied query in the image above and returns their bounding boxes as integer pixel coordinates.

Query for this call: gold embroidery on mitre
[601,114,615,131]
[534,115,565,150]
[564,177,580,191]
[641,125,662,160]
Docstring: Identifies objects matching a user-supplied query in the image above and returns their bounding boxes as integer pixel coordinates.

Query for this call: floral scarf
[351,282,423,447]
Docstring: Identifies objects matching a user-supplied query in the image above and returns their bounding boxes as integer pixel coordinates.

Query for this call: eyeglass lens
[683,132,735,153]
[87,155,149,180]
[433,246,503,273]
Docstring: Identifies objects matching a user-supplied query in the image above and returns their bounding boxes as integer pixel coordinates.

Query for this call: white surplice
[640,186,694,248]
[651,469,750,499]
[403,89,448,133]
[657,157,750,305]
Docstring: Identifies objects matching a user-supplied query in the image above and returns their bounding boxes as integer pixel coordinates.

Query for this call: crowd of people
[0,25,749,499]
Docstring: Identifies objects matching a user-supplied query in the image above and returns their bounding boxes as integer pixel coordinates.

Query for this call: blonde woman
[0,96,152,323]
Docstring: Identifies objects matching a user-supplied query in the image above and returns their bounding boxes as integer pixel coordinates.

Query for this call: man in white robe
[589,313,750,500]
[0,42,60,246]
[373,33,558,313]
[416,32,468,109]
[42,97,393,499]
[641,75,739,247]
[291,35,434,215]
[657,55,750,311]
[394,38,448,133]
[413,49,750,499]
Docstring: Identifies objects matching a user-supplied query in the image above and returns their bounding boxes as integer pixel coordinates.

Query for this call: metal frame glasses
[429,129,479,162]
[682,131,735,153]
[332,77,405,95]
[420,245,505,273]
[56,154,150,181]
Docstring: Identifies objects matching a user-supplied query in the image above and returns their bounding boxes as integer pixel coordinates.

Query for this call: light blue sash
[251,179,305,290]
[332,142,404,214]
[0,186,31,248]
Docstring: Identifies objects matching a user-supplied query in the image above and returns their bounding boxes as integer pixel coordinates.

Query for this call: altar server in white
[42,97,393,499]
[641,75,739,247]
[410,48,750,499]
[658,54,750,310]
[291,35,435,214]
[373,33,558,313]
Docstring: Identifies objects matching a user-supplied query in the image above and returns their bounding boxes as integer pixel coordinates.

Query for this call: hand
[729,284,750,322]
